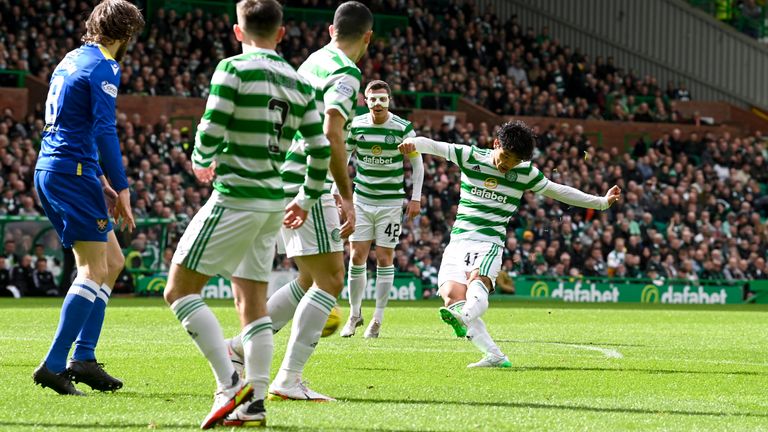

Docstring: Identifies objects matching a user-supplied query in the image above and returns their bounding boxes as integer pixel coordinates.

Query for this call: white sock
[373,265,394,322]
[171,294,236,390]
[466,318,503,358]
[241,316,273,400]
[462,279,489,324]
[347,264,366,317]
[267,279,305,333]
[274,287,336,387]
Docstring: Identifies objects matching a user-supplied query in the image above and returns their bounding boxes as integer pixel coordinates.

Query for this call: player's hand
[284,199,308,229]
[103,183,117,215]
[194,161,216,184]
[114,188,136,232]
[406,199,421,221]
[339,198,356,238]
[398,139,416,155]
[605,185,622,207]
[333,193,343,210]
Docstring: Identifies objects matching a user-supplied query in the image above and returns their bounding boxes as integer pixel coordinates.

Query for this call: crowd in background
[1,0,766,298]
[1,0,695,122]
[2,106,767,296]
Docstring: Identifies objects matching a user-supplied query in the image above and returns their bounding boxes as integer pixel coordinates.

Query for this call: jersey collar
[242,45,277,55]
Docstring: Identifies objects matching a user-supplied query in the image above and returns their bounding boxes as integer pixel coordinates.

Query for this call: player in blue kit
[31,0,144,395]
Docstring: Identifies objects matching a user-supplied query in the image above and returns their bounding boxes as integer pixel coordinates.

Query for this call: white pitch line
[554,343,624,359]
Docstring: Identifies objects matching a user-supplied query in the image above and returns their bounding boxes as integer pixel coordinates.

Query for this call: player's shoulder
[350,114,372,128]
[83,45,120,80]
[510,161,537,177]
[318,46,361,78]
[388,114,412,131]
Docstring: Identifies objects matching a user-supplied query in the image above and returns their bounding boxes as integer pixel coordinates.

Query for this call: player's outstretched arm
[398,136,457,160]
[538,181,622,210]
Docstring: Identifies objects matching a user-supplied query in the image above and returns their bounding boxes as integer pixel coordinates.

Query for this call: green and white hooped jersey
[282,45,362,199]
[414,140,549,245]
[347,113,416,207]
[192,48,329,212]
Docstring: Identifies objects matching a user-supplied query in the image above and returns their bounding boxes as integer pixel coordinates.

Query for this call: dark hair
[237,0,283,38]
[82,0,145,44]
[365,80,391,97]
[333,1,373,41]
[497,120,536,161]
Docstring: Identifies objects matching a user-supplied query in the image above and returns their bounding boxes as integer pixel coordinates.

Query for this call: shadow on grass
[341,397,768,418]
[512,365,764,376]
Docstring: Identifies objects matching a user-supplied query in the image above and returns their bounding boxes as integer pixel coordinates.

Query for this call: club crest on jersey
[96,218,109,233]
[385,134,396,145]
[331,228,341,242]
[484,178,499,189]
[505,171,518,182]
[372,145,383,156]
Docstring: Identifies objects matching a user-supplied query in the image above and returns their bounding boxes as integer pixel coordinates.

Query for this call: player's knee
[109,251,125,272]
[375,248,394,267]
[468,273,491,288]
[349,246,367,266]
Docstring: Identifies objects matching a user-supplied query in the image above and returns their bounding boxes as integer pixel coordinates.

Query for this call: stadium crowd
[1,0,694,122]
[1,104,767,296]
[1,0,765,298]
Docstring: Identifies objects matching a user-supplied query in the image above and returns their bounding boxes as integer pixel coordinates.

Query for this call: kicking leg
[437,281,469,338]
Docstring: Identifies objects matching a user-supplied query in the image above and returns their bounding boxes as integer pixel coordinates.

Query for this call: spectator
[10,255,33,296]
[30,259,58,296]
[0,256,10,297]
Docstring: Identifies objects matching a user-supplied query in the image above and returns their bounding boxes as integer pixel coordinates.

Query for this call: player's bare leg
[342,240,372,337]
[269,252,344,401]
[165,265,252,429]
[68,231,125,392]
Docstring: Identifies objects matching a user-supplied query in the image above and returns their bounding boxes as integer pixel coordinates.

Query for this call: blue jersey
[36,43,128,191]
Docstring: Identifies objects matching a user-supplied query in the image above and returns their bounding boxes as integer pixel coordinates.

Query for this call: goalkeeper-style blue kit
[34,43,127,247]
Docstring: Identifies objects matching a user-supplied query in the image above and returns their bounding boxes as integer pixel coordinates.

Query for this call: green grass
[1,298,767,431]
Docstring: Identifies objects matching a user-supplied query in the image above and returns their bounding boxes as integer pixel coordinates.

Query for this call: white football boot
[268,379,336,402]
[467,353,512,369]
[222,397,267,427]
[363,320,381,338]
[340,315,364,338]
[200,377,253,429]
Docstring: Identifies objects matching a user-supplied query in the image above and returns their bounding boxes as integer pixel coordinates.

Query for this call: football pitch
[1,298,767,431]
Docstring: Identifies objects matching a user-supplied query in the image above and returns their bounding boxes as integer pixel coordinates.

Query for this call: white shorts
[437,239,503,290]
[280,198,343,258]
[172,199,282,282]
[348,202,402,248]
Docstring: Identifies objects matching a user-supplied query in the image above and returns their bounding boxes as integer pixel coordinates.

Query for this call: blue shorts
[34,170,113,248]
